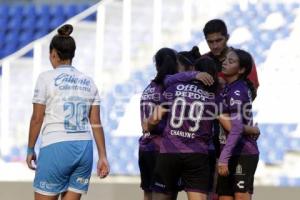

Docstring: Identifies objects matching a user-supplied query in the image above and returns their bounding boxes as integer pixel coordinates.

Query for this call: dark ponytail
[153,48,178,85]
[245,78,257,100]
[50,24,76,60]
[232,48,256,101]
[179,46,201,64]
[177,54,193,69]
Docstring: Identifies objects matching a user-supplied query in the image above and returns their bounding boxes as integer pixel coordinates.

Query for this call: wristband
[27,147,35,155]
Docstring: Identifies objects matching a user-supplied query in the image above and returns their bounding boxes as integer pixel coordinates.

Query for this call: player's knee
[234,192,250,200]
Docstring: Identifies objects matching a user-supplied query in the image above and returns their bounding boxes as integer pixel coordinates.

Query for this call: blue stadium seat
[0,18,8,31]
[7,17,22,31]
[49,17,66,30]
[36,4,50,18]
[35,16,51,31]
[23,50,33,58]
[0,32,4,47]
[8,4,23,18]
[34,29,48,40]
[0,4,9,18]
[65,4,78,18]
[76,4,90,13]
[0,51,4,59]
[49,17,65,30]
[0,51,3,59]
[50,4,65,19]
[23,4,37,18]
[3,42,18,57]
[85,13,97,21]
[19,31,34,47]
[5,31,19,44]
[0,20,7,33]
[21,17,36,30]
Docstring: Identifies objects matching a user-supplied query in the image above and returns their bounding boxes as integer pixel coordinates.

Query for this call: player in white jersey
[26,24,109,200]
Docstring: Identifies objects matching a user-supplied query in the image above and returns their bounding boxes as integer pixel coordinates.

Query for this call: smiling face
[205,32,228,57]
[222,50,245,82]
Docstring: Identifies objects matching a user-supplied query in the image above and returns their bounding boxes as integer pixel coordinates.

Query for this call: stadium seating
[0,3,96,59]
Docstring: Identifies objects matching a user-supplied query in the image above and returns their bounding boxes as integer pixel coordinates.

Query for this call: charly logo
[234,90,241,96]
[40,181,46,189]
[76,177,89,185]
[237,180,245,189]
[54,73,91,87]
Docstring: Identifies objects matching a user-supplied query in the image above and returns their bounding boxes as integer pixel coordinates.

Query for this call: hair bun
[191,46,201,57]
[58,24,73,36]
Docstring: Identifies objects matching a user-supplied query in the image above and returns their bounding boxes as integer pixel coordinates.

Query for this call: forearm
[219,114,243,164]
[164,71,197,87]
[92,125,107,159]
[218,114,231,132]
[28,118,43,148]
[143,105,167,132]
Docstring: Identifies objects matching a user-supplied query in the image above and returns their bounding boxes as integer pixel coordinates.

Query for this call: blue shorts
[33,140,93,196]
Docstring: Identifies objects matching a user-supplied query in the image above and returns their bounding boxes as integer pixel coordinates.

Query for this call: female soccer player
[217,49,259,200]
[140,48,214,200]
[26,24,109,200]
[163,52,259,200]
[139,47,178,200]
[149,56,218,200]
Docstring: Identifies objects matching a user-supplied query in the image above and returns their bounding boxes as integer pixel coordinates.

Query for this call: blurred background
[1,0,300,199]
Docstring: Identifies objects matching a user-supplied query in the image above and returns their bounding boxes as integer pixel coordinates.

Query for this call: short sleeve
[92,88,101,105]
[32,74,47,105]
[91,80,101,105]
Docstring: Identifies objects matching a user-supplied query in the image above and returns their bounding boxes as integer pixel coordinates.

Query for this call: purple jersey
[159,81,215,154]
[164,71,198,88]
[219,80,259,164]
[139,81,165,152]
[165,72,219,152]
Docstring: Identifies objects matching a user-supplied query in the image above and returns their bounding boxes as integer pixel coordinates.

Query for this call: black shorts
[152,153,210,194]
[216,155,259,196]
[208,150,217,192]
[138,150,158,192]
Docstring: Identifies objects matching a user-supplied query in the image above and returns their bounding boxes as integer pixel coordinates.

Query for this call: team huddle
[25,19,260,200]
[138,19,260,200]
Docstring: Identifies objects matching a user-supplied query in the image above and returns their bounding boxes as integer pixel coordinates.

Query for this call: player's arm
[26,103,45,170]
[218,112,243,176]
[218,113,260,137]
[142,105,168,132]
[89,105,110,178]
[164,71,214,87]
[218,90,245,176]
